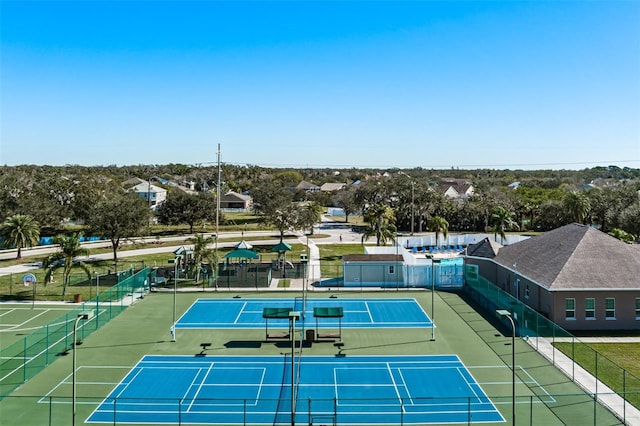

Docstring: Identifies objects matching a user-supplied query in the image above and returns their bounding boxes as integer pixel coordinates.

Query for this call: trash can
[73,293,82,303]
[305,329,315,343]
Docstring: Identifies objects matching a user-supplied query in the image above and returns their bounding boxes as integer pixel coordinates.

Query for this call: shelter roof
[262,307,293,318]
[224,249,259,259]
[272,241,292,252]
[235,240,253,249]
[313,307,344,318]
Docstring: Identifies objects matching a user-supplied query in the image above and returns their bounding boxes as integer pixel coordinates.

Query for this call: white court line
[517,365,556,403]
[0,309,50,332]
[364,301,374,323]
[0,308,18,318]
[233,302,247,324]
[396,368,414,405]
[456,367,481,400]
[186,366,210,412]
[256,367,267,401]
[112,367,145,399]
[385,363,403,408]
[456,358,504,419]
[0,317,81,383]
[466,364,555,402]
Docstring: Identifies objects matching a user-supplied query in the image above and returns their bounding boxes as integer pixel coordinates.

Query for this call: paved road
[0,216,360,277]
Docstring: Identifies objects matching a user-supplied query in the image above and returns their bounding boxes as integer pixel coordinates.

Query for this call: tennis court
[0,304,80,347]
[87,354,503,425]
[175,298,432,329]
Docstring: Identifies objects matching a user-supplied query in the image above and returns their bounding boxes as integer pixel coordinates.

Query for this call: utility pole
[216,144,221,249]
[411,180,415,235]
[215,144,221,291]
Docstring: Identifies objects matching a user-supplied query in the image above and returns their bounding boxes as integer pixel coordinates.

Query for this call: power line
[215,159,640,170]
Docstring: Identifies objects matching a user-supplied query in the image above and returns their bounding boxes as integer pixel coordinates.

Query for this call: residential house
[437,178,475,199]
[295,181,321,192]
[122,177,146,187]
[220,191,252,211]
[465,223,640,331]
[128,181,167,211]
[320,182,347,192]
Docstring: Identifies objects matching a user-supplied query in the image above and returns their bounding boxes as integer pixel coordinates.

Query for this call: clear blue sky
[2,1,639,169]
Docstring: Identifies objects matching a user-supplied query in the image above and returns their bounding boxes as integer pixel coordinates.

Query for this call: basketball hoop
[23,273,36,287]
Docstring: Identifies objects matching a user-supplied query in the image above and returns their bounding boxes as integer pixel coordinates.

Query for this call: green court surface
[0,290,626,425]
[0,303,77,348]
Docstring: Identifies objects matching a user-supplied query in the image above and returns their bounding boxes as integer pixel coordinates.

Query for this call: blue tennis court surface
[87,354,503,425]
[176,298,432,329]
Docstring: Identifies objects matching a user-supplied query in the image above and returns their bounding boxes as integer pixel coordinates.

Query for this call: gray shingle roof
[494,223,640,291]
[467,237,502,258]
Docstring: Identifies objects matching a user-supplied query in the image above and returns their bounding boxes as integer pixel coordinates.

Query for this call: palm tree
[299,202,323,235]
[491,206,519,244]
[429,216,449,247]
[187,233,218,284]
[0,214,40,259]
[564,191,591,224]
[43,233,91,296]
[361,204,397,246]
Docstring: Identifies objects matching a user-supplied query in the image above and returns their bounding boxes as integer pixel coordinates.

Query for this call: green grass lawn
[554,341,640,408]
[317,243,371,278]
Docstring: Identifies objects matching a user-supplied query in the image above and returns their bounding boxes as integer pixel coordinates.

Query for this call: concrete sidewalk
[528,336,640,425]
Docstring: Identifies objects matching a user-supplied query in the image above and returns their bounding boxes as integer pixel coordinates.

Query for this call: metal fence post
[623,369,626,423]
[65,313,69,350]
[23,336,27,381]
[595,351,598,395]
[571,336,575,381]
[45,324,49,365]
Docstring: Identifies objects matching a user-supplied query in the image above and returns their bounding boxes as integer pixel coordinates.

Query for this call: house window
[389,265,395,274]
[585,298,595,319]
[565,298,575,320]
[605,298,616,319]
[525,284,530,299]
[636,298,640,320]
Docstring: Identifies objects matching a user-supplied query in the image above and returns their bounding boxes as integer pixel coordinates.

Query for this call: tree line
[1,164,639,256]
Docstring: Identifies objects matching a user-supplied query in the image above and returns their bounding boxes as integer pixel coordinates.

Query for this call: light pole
[398,171,415,235]
[169,254,183,342]
[513,262,519,301]
[288,311,300,426]
[302,233,310,319]
[72,312,92,426]
[496,309,516,425]
[410,180,415,235]
[431,258,441,341]
[395,233,403,291]
[94,272,100,329]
